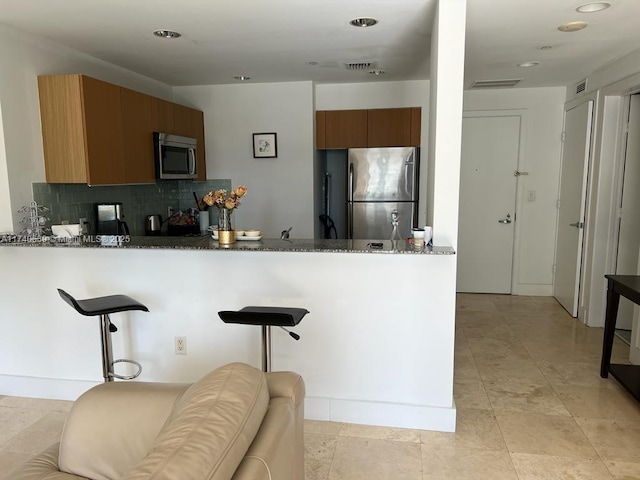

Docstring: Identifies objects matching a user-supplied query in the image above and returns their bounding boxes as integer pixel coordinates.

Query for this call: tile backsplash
[32,179,231,235]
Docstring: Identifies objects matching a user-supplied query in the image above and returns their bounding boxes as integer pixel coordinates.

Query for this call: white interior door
[615,94,640,331]
[457,114,520,293]
[554,101,593,316]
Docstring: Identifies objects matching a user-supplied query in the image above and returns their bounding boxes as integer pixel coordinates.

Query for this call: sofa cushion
[124,362,269,480]
[59,382,189,480]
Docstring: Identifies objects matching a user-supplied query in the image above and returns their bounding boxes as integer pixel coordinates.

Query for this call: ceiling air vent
[575,79,588,96]
[469,79,523,89]
[345,62,374,71]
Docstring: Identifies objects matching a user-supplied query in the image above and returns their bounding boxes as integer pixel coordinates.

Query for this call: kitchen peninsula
[0,237,457,432]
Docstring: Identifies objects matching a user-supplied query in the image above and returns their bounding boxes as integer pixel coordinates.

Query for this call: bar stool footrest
[110,359,142,380]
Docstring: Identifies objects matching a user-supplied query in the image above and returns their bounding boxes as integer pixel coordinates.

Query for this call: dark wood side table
[600,275,640,402]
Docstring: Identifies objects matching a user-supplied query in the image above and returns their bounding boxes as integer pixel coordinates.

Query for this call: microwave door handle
[189,148,196,175]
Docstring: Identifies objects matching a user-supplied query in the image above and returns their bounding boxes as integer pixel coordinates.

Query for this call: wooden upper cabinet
[38,75,88,183]
[171,103,207,181]
[367,108,412,147]
[121,88,155,184]
[38,74,126,185]
[315,107,422,149]
[82,76,126,184]
[152,97,174,133]
[324,110,368,149]
[39,74,206,184]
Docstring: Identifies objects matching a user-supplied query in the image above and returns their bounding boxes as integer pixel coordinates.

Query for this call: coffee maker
[95,202,130,235]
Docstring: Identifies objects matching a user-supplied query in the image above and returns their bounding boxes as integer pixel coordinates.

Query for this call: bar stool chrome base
[218,306,308,372]
[58,289,149,382]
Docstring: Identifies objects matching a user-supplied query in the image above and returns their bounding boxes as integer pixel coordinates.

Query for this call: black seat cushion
[58,289,149,316]
[218,306,308,326]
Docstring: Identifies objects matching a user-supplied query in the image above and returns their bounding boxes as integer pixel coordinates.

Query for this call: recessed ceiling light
[350,17,378,27]
[557,21,588,32]
[234,76,251,81]
[517,61,539,67]
[153,29,182,39]
[369,70,386,75]
[539,45,553,50]
[308,61,319,66]
[576,2,611,13]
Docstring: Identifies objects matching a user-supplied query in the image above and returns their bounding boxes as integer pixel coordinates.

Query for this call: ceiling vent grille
[345,62,374,71]
[469,79,522,89]
[575,79,588,96]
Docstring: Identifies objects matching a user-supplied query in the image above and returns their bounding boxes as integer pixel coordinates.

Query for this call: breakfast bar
[0,237,457,431]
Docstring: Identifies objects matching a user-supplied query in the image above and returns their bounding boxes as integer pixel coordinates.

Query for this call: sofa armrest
[59,381,188,480]
[265,371,305,408]
[9,443,86,480]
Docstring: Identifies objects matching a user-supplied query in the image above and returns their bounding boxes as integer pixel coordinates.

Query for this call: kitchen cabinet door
[38,75,88,183]
[81,76,126,184]
[121,88,155,183]
[152,97,175,133]
[367,108,412,147]
[324,110,368,149]
[172,104,207,181]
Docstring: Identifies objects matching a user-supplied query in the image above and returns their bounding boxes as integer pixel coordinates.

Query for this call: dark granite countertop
[0,233,455,255]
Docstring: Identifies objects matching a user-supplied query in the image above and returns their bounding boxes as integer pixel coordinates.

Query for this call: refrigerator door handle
[404,161,414,199]
[348,163,354,239]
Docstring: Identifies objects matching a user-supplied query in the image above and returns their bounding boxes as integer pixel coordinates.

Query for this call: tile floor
[1,294,639,479]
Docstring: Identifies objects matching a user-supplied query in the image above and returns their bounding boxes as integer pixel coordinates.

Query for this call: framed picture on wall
[253,133,278,158]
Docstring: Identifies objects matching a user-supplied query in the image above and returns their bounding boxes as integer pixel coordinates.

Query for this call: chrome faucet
[280,227,292,239]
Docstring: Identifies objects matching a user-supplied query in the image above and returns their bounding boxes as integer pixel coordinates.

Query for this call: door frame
[580,75,640,327]
[461,109,526,294]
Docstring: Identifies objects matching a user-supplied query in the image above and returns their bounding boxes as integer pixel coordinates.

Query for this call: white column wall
[428,0,467,249]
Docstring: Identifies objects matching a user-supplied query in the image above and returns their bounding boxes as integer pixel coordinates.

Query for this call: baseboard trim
[305,396,457,432]
[0,374,99,401]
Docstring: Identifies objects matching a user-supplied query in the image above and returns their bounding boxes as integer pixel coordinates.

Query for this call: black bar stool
[57,289,148,382]
[218,306,308,372]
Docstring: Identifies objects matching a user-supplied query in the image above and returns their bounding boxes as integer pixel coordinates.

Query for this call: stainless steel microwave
[154,132,198,179]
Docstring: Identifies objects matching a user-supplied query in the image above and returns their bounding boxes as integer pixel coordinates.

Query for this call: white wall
[315,81,430,228]
[0,23,173,233]
[463,87,566,295]
[173,82,315,239]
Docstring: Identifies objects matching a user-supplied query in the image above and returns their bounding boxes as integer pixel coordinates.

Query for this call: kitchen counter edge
[0,235,455,255]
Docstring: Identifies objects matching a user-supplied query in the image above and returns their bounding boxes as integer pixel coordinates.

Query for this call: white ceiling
[0,0,638,89]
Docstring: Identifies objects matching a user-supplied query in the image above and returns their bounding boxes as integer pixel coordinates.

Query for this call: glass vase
[217,208,235,244]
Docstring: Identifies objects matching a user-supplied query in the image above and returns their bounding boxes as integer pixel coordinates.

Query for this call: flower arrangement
[202,185,247,211]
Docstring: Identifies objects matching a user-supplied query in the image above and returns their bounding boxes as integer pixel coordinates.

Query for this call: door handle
[498,214,512,224]
[569,222,584,229]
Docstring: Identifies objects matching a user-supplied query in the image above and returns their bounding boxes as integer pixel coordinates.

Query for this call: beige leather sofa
[12,363,305,480]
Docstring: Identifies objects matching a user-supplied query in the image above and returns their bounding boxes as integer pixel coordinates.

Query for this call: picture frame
[252,132,278,158]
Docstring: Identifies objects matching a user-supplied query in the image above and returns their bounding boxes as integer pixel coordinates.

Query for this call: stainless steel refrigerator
[347,147,419,239]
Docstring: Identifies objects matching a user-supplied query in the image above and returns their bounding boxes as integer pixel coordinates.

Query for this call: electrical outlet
[175,336,187,355]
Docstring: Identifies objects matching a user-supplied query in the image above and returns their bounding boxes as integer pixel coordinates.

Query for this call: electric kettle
[145,214,163,236]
